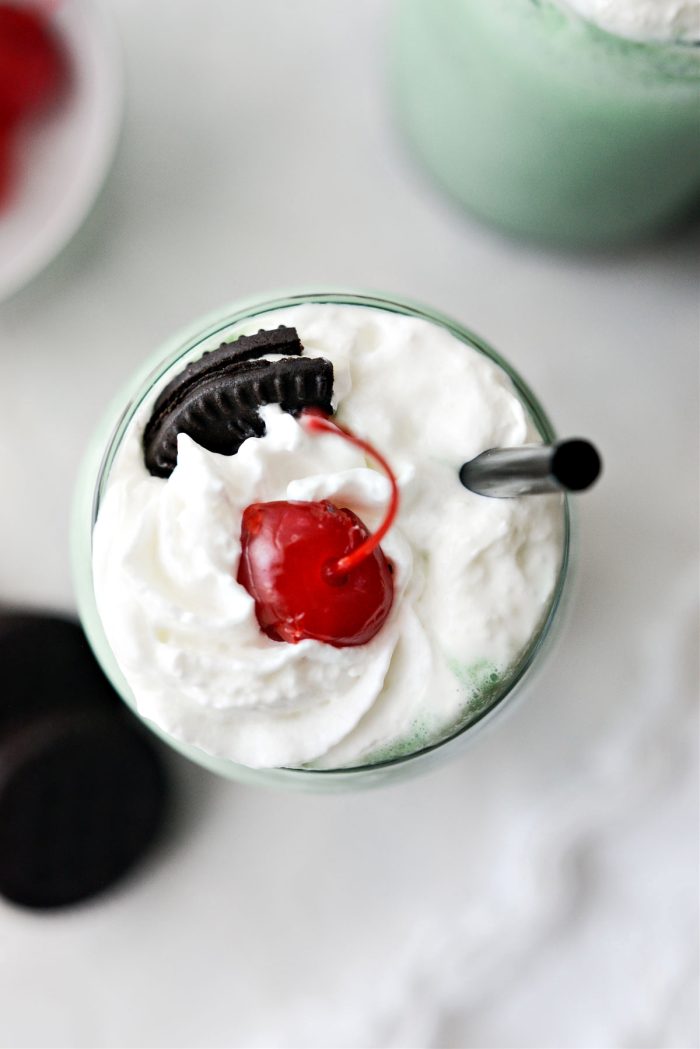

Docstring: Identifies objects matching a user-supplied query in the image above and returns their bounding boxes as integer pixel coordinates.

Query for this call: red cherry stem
[301,409,399,578]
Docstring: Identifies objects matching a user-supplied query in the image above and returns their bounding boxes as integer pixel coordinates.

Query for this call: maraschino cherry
[0,3,69,210]
[0,4,67,125]
[237,409,399,648]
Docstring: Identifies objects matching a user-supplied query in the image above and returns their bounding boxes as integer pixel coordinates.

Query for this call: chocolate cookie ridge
[148,325,303,432]
[143,332,334,478]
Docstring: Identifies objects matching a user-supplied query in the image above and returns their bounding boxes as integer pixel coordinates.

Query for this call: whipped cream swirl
[93,304,565,769]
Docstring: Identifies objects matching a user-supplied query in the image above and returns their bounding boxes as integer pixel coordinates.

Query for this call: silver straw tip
[551,439,601,491]
[459,438,602,498]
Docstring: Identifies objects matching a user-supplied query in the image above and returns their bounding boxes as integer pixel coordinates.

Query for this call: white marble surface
[0,2,698,1047]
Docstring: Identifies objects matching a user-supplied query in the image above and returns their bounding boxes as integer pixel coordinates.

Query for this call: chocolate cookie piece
[149,325,303,431]
[0,613,120,733]
[0,711,167,909]
[143,351,334,479]
[0,612,169,909]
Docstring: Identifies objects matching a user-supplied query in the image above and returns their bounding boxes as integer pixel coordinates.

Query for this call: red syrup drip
[237,409,399,648]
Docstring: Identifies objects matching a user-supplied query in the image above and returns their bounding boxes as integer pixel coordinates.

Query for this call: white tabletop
[1,2,698,1047]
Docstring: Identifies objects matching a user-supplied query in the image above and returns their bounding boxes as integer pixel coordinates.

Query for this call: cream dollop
[559,0,700,42]
[93,304,565,769]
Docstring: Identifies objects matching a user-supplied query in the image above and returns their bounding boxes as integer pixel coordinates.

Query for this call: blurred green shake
[393,0,700,248]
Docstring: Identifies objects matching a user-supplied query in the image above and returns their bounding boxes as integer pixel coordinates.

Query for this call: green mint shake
[393,0,700,248]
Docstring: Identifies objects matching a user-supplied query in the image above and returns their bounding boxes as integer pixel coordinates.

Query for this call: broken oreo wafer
[149,325,303,426]
[143,326,334,478]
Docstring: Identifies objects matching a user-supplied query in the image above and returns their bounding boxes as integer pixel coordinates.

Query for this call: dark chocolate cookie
[148,325,303,429]
[0,711,167,909]
[143,334,334,478]
[0,612,120,733]
[0,612,169,909]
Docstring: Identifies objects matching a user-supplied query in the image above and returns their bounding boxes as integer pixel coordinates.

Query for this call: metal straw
[459,438,601,498]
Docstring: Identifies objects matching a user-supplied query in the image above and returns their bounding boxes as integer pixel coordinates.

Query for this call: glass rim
[82,289,571,778]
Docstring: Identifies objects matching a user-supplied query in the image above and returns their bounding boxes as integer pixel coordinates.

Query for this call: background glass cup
[72,291,571,792]
[393,0,700,249]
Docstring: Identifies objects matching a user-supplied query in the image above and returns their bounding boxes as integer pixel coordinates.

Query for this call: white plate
[0,0,123,301]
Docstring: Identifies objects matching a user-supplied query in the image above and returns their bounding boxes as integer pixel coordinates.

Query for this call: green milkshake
[394,0,700,248]
[72,292,571,792]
